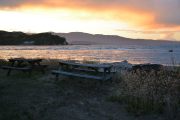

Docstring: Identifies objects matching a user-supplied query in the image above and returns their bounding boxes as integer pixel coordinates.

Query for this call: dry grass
[109,69,180,119]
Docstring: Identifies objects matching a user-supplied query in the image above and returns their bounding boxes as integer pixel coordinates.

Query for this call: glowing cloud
[0,0,180,40]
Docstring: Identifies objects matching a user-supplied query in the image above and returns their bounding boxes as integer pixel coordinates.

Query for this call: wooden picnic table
[59,61,112,72]
[8,58,43,67]
[2,58,46,76]
[52,61,113,80]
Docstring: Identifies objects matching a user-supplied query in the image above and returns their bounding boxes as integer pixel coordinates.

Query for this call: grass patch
[0,59,11,66]
[110,69,180,118]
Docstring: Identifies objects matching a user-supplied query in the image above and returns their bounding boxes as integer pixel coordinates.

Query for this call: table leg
[28,61,45,74]
[17,61,23,67]
[7,61,15,76]
[7,69,11,76]
[36,62,45,73]
[103,68,107,79]
[55,74,59,81]
[103,68,112,81]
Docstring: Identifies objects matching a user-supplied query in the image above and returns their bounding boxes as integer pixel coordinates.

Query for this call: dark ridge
[0,31,68,45]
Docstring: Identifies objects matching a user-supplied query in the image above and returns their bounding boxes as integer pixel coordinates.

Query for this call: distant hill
[0,31,68,45]
[1,31,179,46]
[56,32,180,46]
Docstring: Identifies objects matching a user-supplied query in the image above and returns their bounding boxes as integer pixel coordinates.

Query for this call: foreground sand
[0,68,168,120]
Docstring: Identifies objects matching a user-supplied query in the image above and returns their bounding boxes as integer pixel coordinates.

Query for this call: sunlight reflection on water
[0,45,180,65]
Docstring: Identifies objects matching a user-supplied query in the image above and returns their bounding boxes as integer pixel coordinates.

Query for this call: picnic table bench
[1,58,47,76]
[52,61,113,80]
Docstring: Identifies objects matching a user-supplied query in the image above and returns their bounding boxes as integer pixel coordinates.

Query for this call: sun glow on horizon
[0,8,131,35]
[0,1,180,41]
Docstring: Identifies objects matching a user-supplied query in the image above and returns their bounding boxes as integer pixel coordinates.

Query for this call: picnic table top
[9,58,43,62]
[52,70,112,80]
[59,61,113,69]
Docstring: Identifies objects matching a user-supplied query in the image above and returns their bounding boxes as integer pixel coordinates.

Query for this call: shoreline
[1,58,179,68]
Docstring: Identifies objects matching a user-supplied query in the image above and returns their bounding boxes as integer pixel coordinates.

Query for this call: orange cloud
[0,0,180,40]
[0,0,179,30]
[16,3,148,25]
[1,0,180,28]
[12,0,179,31]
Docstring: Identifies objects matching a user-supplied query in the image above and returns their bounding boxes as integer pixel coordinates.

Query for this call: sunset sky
[0,0,180,41]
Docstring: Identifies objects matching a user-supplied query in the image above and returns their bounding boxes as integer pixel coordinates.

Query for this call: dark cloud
[87,0,180,26]
[0,0,44,7]
[0,0,23,6]
[100,0,180,26]
[155,0,180,25]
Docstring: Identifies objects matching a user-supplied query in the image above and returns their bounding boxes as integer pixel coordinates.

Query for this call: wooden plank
[59,61,112,69]
[32,65,48,69]
[52,70,112,80]
[1,66,32,76]
[72,67,100,73]
[9,58,42,62]
[1,66,31,70]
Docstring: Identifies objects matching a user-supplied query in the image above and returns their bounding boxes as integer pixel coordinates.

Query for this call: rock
[112,60,133,72]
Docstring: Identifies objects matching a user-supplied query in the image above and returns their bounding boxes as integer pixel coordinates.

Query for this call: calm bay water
[0,45,180,65]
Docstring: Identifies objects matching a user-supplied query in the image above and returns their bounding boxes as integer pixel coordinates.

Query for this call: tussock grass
[109,69,180,118]
[0,59,10,66]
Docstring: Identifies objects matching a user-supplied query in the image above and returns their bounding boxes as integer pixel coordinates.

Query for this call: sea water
[0,45,179,65]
